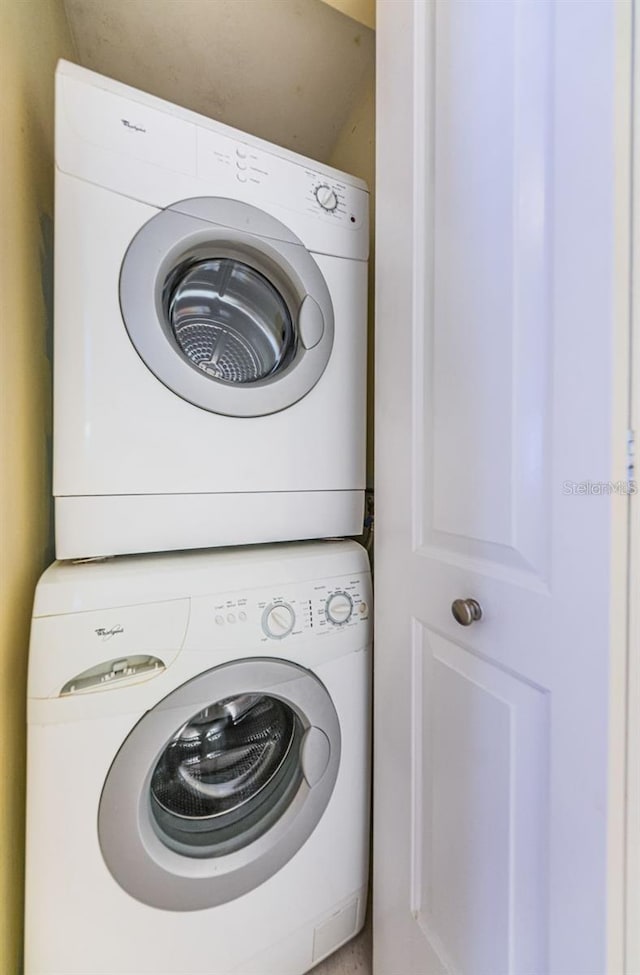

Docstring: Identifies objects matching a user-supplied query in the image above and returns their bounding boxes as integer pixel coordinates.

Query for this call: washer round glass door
[149,691,303,858]
[119,198,335,417]
[98,659,340,911]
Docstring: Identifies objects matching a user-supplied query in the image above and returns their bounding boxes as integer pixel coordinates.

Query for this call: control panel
[59,68,369,262]
[259,576,368,641]
[186,572,371,651]
[197,128,366,230]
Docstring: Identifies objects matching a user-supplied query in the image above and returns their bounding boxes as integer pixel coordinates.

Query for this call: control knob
[262,602,295,639]
[315,184,338,212]
[326,591,353,625]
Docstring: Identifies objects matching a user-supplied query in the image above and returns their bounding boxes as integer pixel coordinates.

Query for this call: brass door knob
[451,598,483,626]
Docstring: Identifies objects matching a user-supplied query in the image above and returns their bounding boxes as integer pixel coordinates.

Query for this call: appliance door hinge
[627,429,636,486]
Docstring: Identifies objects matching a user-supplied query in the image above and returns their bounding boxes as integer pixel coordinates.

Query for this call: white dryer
[25,540,371,975]
[54,60,369,559]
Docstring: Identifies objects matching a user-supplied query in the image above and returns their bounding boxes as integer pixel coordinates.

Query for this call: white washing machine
[25,540,371,975]
[53,60,369,559]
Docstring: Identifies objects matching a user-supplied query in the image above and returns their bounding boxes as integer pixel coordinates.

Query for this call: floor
[311,913,372,975]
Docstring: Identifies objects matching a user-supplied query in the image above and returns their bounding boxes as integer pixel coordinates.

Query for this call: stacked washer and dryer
[25,61,371,975]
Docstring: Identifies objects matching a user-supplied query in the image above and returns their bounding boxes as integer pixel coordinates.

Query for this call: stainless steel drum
[150,693,303,857]
[165,259,297,385]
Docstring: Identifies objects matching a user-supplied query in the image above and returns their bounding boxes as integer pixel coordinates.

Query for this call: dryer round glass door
[119,198,335,417]
[98,659,340,911]
[166,259,296,385]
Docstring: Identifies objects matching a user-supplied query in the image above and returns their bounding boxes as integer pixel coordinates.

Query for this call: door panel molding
[411,624,549,975]
[413,0,553,589]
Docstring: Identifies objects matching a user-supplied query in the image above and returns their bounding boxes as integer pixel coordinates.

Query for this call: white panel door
[373,2,632,974]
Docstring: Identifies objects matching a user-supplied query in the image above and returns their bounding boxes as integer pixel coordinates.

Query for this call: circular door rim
[98,658,341,912]
[119,198,335,418]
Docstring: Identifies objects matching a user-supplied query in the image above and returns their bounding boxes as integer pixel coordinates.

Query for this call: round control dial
[326,592,354,625]
[315,184,338,212]
[262,602,295,639]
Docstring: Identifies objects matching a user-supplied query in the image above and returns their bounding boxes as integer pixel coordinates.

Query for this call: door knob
[451,598,482,626]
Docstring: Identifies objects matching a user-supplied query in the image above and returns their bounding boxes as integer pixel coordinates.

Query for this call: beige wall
[329,64,375,486]
[0,5,372,970]
[0,2,75,970]
[320,0,375,30]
